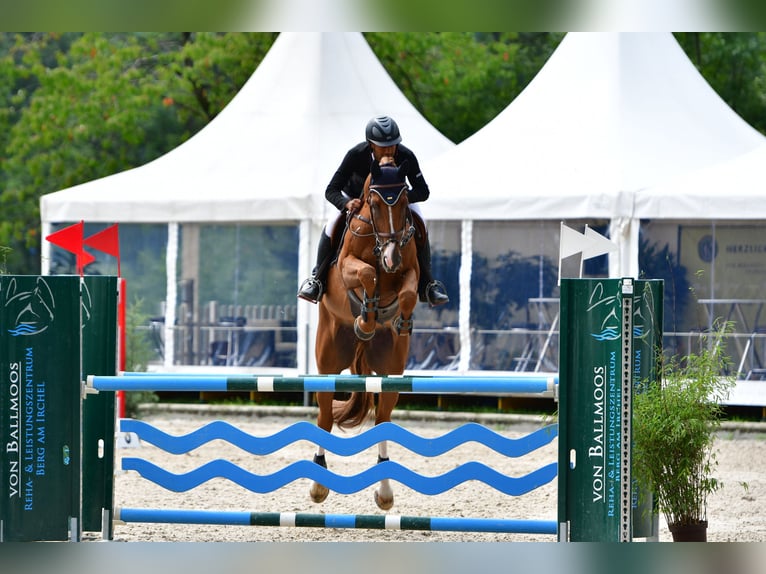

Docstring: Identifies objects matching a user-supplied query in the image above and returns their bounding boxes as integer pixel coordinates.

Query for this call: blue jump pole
[87,373,558,395]
[116,507,558,535]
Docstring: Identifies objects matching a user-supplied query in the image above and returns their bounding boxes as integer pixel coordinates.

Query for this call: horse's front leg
[393,267,419,336]
[341,256,378,340]
[309,391,334,503]
[373,392,399,510]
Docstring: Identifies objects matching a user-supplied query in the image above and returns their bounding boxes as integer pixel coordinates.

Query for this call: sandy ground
[107,407,766,543]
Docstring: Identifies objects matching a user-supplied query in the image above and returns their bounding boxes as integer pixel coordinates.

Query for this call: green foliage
[632,320,736,528]
[124,297,158,417]
[125,297,155,372]
[2,32,766,279]
[366,32,565,143]
[0,32,275,275]
[675,33,766,136]
[0,246,10,274]
[166,32,277,125]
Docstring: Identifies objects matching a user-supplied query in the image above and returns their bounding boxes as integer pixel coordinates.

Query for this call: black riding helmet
[365,115,402,147]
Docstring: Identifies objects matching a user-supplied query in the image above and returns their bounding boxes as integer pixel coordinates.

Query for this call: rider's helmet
[365,116,402,147]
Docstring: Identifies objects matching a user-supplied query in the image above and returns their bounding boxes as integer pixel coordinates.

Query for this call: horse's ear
[370,160,382,179]
[398,160,409,179]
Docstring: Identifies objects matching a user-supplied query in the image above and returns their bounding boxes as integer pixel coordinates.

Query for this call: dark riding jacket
[325,142,430,212]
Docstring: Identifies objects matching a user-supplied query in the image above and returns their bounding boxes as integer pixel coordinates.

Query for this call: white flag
[559,222,617,261]
[558,223,618,284]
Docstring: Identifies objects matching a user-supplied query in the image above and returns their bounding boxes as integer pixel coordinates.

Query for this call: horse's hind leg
[373,392,399,510]
[309,391,334,503]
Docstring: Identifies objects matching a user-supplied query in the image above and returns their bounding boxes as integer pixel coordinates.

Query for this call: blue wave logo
[8,323,43,337]
[634,326,644,337]
[591,327,620,341]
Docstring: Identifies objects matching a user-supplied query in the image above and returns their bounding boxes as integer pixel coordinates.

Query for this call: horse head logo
[587,281,622,342]
[3,277,56,336]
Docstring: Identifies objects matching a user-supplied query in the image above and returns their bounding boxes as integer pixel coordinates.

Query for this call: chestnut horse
[310,157,419,510]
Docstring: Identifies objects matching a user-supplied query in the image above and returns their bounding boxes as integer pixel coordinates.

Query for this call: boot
[416,229,449,307]
[297,233,333,303]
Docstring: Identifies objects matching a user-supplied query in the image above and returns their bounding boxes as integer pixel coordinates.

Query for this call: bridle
[345,161,417,336]
[350,181,415,255]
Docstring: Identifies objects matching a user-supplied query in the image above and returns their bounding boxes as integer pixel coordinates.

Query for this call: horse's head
[365,158,414,273]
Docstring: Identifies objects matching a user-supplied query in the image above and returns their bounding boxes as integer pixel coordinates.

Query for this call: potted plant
[632,320,736,542]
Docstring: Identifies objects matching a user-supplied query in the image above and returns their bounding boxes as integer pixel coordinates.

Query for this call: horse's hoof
[374,489,394,511]
[354,316,375,341]
[310,482,329,503]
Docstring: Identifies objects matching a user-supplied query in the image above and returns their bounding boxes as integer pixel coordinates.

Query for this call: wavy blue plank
[121,457,558,497]
[120,419,558,458]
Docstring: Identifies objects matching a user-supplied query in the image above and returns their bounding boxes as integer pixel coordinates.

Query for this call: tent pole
[164,222,179,369]
[41,221,52,275]
[458,219,473,372]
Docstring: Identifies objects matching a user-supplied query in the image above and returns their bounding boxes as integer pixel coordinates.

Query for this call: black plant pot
[669,520,708,542]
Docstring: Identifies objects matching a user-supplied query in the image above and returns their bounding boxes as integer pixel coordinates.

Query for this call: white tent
[636,143,766,218]
[40,32,453,226]
[40,32,454,371]
[423,32,766,278]
[40,31,766,387]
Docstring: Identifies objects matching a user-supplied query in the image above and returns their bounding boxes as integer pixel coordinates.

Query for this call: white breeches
[324,196,423,237]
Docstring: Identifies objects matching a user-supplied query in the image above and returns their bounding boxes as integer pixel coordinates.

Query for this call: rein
[341,158,417,337]
[349,186,415,250]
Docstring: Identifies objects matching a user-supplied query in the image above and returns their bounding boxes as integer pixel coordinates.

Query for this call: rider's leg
[297,229,334,303]
[411,207,449,307]
[297,207,347,303]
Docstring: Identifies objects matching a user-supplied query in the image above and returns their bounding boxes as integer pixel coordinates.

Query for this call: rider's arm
[325,145,364,211]
[399,146,430,204]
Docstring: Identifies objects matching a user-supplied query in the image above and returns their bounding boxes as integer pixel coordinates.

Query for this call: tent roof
[40,32,454,225]
[422,32,766,221]
[635,143,766,219]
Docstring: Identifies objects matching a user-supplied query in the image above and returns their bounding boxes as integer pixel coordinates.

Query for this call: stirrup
[297,277,323,303]
[424,280,449,307]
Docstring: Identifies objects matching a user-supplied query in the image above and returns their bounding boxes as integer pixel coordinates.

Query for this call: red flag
[45,220,95,275]
[46,220,84,255]
[85,223,121,276]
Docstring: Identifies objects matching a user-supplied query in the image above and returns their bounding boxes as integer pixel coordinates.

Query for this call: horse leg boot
[374,441,395,510]
[309,391,334,503]
[297,232,333,303]
[413,218,449,307]
[373,392,398,510]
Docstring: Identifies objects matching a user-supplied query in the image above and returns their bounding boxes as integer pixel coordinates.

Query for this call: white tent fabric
[636,143,766,218]
[39,32,454,372]
[425,32,765,221]
[40,32,454,225]
[38,32,766,381]
[422,32,766,277]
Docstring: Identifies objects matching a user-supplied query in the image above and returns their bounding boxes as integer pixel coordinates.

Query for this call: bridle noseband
[351,183,415,255]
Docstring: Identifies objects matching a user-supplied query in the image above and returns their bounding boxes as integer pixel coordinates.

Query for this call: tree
[4,32,766,278]
[0,32,276,274]
[675,32,766,136]
[365,32,563,143]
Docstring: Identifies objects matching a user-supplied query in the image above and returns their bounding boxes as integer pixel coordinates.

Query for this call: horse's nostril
[381,241,401,271]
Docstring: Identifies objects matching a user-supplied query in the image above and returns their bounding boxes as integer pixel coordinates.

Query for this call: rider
[297,115,449,307]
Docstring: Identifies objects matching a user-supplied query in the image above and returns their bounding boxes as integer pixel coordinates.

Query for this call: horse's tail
[332,341,375,430]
